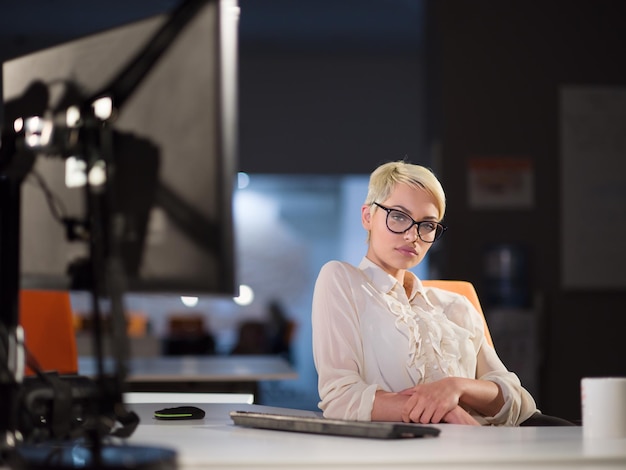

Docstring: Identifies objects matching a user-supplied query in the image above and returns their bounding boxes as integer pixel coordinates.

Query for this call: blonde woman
[312,160,572,426]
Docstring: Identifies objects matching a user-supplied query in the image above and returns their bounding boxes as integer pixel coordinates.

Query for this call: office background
[1,0,625,422]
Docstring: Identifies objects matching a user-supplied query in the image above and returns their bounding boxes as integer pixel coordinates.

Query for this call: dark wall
[432,0,626,420]
[236,0,427,174]
[238,51,426,174]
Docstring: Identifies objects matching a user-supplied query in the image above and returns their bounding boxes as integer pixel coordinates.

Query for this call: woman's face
[361,182,439,280]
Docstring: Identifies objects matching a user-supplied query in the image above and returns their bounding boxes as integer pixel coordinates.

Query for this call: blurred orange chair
[19,290,78,376]
[421,280,494,347]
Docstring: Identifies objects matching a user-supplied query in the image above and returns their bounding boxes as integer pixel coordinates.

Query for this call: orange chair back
[19,290,78,376]
[421,280,494,347]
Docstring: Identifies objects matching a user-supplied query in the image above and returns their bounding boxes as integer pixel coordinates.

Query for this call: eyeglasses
[373,202,447,243]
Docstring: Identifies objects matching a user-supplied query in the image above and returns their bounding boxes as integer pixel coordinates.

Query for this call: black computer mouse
[154,406,206,420]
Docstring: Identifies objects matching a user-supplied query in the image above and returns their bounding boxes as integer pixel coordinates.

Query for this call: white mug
[581,377,626,439]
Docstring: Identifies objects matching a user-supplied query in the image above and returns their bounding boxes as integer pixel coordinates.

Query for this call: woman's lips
[397,245,418,257]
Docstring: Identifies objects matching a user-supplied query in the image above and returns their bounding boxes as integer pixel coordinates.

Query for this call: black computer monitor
[1,0,239,297]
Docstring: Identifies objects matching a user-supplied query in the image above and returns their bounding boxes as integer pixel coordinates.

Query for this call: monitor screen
[1,0,239,296]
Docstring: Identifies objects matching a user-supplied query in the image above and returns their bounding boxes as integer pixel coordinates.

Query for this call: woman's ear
[361,204,372,230]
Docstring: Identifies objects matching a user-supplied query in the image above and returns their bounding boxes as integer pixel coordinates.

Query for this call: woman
[312,160,540,426]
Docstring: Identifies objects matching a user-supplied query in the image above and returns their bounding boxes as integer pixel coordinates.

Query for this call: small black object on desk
[155,406,206,420]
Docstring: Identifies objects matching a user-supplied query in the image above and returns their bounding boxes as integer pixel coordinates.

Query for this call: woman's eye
[390,211,409,223]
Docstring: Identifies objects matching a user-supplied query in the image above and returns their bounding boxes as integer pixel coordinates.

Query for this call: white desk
[123,402,626,469]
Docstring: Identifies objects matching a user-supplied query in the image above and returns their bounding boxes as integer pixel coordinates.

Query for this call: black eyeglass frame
[373,202,447,243]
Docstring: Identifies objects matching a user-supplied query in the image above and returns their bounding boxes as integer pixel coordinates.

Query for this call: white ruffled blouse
[312,257,538,426]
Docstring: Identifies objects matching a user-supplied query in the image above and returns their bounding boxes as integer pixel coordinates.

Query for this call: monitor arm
[0,105,135,452]
[0,126,36,450]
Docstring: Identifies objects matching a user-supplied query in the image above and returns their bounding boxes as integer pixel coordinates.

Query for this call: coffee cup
[581,377,626,439]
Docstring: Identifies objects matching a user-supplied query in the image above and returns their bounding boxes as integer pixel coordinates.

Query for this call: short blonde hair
[364,160,446,221]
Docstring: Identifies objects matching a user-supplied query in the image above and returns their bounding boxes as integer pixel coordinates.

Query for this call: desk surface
[123,402,626,469]
[78,355,298,382]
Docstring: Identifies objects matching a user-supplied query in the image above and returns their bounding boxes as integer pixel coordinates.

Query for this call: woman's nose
[403,224,419,242]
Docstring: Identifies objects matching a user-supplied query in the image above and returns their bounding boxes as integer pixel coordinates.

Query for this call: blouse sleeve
[312,261,379,421]
[475,338,538,425]
[452,295,538,426]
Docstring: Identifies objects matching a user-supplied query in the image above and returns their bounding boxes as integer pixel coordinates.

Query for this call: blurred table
[79,355,297,400]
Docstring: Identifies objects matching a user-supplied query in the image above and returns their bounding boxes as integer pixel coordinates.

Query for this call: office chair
[421,280,494,347]
[19,289,78,376]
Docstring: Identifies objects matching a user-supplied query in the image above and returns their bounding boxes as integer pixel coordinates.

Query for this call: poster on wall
[468,157,534,209]
[560,86,626,289]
